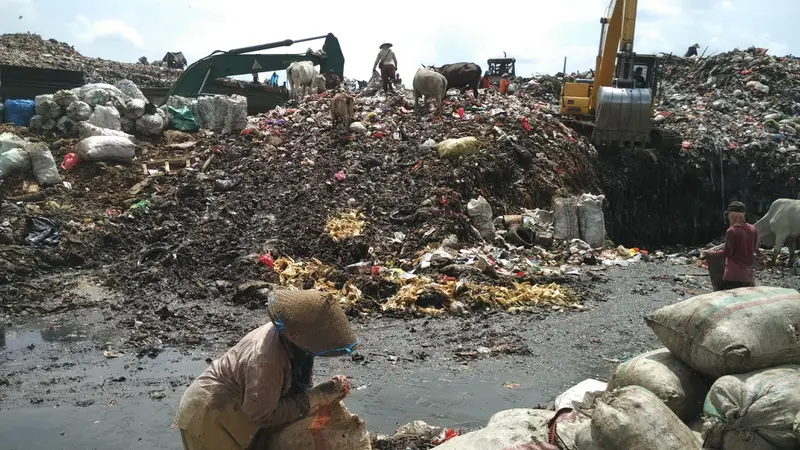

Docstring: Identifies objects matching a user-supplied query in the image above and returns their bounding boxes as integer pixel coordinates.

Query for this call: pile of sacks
[0,133,61,186]
[420,286,800,449]
[549,286,800,449]
[29,80,167,137]
[166,95,248,133]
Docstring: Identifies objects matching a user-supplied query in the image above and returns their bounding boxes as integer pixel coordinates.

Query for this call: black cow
[431,62,482,98]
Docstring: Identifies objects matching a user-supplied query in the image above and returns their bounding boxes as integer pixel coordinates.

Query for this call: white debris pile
[28,80,167,137]
[166,94,248,133]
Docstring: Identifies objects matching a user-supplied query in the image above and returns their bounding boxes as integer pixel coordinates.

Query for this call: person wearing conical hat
[373,41,398,95]
[172,289,359,450]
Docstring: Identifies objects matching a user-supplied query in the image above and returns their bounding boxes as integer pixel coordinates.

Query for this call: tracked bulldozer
[559,0,682,152]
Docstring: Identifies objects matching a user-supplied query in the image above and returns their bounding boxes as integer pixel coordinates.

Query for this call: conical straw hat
[268,290,358,356]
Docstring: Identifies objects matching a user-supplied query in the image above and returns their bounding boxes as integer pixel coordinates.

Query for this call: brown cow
[331,93,354,131]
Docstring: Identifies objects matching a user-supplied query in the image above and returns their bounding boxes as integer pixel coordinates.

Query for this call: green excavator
[163,33,344,112]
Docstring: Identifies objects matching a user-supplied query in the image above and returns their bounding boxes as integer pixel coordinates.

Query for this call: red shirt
[711,223,758,282]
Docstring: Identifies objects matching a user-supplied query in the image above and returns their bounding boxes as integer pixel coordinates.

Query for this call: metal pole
[562,57,567,75]
[196,67,212,96]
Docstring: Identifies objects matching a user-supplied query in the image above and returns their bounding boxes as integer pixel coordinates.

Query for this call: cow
[412,68,448,115]
[429,62,482,98]
[754,198,800,273]
[286,61,325,101]
[331,93,354,131]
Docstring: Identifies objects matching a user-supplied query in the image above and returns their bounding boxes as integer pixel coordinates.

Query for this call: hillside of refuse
[3,37,800,353]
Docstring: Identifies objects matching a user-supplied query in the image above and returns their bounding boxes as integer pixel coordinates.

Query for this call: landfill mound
[0,33,182,87]
[0,89,600,348]
[598,49,800,247]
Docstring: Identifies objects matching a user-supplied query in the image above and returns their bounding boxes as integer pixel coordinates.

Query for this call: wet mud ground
[2,261,799,449]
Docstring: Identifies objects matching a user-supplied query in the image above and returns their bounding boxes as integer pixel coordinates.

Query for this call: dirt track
[3,262,799,449]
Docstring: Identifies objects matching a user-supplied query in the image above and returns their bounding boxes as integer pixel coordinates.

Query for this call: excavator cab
[593,54,660,147]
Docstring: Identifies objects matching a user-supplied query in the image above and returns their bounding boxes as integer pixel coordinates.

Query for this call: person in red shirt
[480,72,490,90]
[499,73,511,94]
[705,201,759,290]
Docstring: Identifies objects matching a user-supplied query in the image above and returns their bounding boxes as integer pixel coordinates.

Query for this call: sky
[1,0,798,85]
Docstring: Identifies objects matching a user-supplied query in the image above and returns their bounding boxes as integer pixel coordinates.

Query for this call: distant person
[499,73,511,94]
[270,72,279,87]
[480,71,491,89]
[373,42,398,94]
[685,43,700,57]
[634,67,647,88]
[325,69,342,90]
[252,72,260,84]
[703,201,758,290]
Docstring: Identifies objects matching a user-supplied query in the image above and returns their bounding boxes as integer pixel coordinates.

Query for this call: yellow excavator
[559,0,682,151]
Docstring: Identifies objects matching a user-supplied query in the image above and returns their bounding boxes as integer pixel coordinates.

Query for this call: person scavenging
[373,41,398,94]
[704,201,758,291]
[172,289,359,450]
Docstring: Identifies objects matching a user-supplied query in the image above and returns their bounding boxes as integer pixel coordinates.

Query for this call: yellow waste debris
[272,256,578,314]
[325,210,365,241]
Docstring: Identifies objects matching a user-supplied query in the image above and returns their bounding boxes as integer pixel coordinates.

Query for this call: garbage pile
[0,33,182,87]
[22,81,167,137]
[373,286,800,449]
[657,48,800,152]
[1,82,612,339]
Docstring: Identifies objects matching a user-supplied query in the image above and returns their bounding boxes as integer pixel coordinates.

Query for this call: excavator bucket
[592,86,652,147]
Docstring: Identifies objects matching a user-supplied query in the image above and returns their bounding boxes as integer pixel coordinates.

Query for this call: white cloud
[716,0,735,11]
[70,15,144,49]
[639,0,684,17]
[167,0,609,82]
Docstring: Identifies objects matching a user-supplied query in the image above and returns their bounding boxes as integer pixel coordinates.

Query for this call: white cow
[754,198,800,273]
[412,68,448,115]
[286,61,325,101]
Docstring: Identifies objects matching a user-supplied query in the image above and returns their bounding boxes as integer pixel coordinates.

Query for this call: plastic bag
[66,101,92,121]
[26,217,60,246]
[125,99,146,119]
[3,99,35,126]
[262,402,370,450]
[120,116,135,134]
[168,106,200,132]
[29,115,56,131]
[25,143,61,186]
[646,286,800,377]
[434,409,553,450]
[54,116,77,136]
[88,105,122,131]
[577,193,606,248]
[115,79,145,101]
[135,114,165,136]
[224,95,248,133]
[53,90,79,109]
[437,137,479,157]
[553,197,580,241]
[467,196,496,241]
[34,94,61,119]
[0,147,31,181]
[608,348,710,421]
[78,122,135,142]
[0,132,28,154]
[60,152,80,170]
[704,365,800,450]
[75,136,136,163]
[592,387,700,450]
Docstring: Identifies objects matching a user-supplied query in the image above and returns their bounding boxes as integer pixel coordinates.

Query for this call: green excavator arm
[164,33,344,100]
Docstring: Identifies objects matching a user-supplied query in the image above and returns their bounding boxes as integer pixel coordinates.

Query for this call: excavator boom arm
[165,33,344,99]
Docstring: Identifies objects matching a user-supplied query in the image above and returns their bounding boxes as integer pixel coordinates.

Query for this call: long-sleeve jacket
[708,223,758,282]
[373,49,397,71]
[173,323,309,447]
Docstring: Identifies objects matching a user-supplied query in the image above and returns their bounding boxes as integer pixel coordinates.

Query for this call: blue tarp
[3,99,35,126]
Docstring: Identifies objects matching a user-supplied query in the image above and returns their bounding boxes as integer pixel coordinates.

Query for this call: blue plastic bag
[3,99,35,126]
